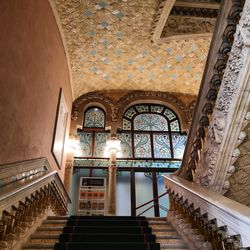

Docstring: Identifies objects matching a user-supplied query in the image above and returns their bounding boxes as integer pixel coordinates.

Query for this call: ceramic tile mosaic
[74,159,182,168]
[52,0,211,98]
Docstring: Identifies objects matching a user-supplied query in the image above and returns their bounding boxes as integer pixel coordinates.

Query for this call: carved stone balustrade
[164,174,250,248]
[178,0,245,187]
[0,158,71,249]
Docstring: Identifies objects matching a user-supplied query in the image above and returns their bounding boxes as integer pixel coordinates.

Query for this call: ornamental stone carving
[162,16,216,36]
[194,0,250,192]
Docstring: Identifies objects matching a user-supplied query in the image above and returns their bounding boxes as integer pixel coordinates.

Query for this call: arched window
[118,104,187,160]
[76,107,108,158]
[83,107,105,128]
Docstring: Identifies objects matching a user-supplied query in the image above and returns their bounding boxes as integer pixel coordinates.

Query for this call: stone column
[106,137,120,215]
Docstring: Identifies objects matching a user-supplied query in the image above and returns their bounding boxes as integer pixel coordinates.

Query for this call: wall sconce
[106,137,121,152]
[106,137,121,165]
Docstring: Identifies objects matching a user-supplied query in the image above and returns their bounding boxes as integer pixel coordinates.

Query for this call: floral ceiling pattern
[52,0,211,99]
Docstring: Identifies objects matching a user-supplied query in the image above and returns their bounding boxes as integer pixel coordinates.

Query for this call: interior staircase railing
[164,174,250,249]
[135,191,169,217]
[0,158,71,247]
[179,0,246,181]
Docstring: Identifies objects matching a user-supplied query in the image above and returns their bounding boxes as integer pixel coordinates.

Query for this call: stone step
[36,227,64,235]
[29,234,59,244]
[149,221,171,225]
[42,220,67,224]
[150,224,174,230]
[47,216,69,220]
[157,238,186,244]
[160,243,189,249]
[157,235,182,239]
[41,220,67,227]
[147,217,167,221]
[22,243,54,249]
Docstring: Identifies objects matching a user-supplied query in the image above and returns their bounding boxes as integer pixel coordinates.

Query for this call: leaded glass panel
[170,120,180,131]
[150,105,164,113]
[117,133,132,158]
[78,132,93,157]
[134,114,168,131]
[93,132,109,157]
[134,133,152,158]
[123,118,131,130]
[135,105,149,113]
[172,134,187,159]
[153,134,171,158]
[84,108,105,128]
[164,109,176,121]
[124,108,137,119]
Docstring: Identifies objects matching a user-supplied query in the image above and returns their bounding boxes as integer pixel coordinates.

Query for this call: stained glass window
[135,105,149,113]
[84,107,105,128]
[124,107,137,119]
[164,109,176,120]
[134,114,168,131]
[172,134,187,159]
[123,118,131,130]
[78,132,93,157]
[134,133,152,158]
[170,120,180,131]
[117,133,132,158]
[121,103,186,162]
[151,105,164,113]
[94,132,109,157]
[153,134,171,158]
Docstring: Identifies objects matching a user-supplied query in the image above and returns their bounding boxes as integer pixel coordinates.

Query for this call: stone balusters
[0,181,68,248]
[168,190,250,250]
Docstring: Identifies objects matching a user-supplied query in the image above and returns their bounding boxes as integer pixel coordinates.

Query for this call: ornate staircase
[22,216,189,250]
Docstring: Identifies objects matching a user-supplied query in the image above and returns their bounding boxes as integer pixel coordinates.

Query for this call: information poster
[78,177,106,215]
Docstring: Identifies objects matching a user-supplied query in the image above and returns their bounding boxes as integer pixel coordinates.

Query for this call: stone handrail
[0,157,51,187]
[0,158,71,245]
[0,171,70,212]
[164,174,250,247]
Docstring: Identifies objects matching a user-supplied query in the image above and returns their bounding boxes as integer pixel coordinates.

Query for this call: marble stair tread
[157,235,182,239]
[149,221,171,225]
[147,217,168,221]
[47,216,69,220]
[42,220,67,224]
[30,234,59,239]
[160,243,189,249]
[152,228,177,232]
[22,243,55,249]
[37,227,64,231]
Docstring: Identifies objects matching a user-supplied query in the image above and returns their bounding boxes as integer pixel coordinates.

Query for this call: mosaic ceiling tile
[83,10,93,17]
[53,0,211,98]
[96,1,109,10]
[112,10,124,19]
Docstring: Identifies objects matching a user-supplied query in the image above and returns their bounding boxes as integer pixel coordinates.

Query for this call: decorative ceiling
[52,0,212,99]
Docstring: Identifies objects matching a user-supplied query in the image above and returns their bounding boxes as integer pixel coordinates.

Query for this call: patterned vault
[52,0,212,99]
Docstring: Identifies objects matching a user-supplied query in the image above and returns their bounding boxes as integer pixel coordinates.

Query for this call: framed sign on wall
[52,88,68,169]
[78,177,107,215]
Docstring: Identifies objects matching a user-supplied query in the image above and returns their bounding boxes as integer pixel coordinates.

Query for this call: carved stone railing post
[194,0,250,193]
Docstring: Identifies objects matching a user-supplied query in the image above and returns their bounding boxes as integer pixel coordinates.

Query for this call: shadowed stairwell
[22,216,189,250]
